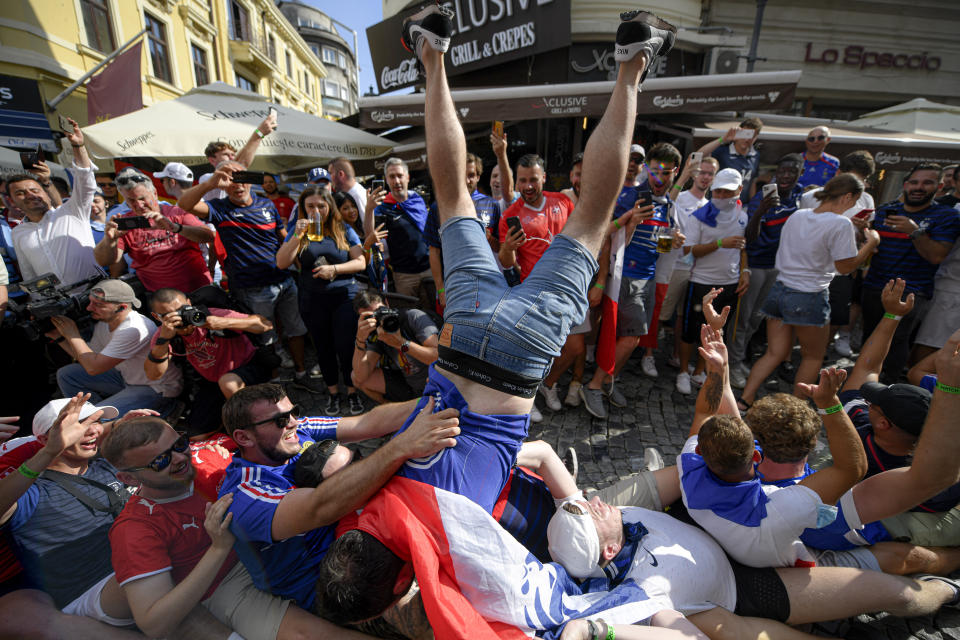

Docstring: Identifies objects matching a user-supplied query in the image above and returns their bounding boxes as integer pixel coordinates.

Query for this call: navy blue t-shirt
[296,226,361,296]
[206,195,287,288]
[864,200,960,296]
[424,190,502,250]
[712,143,760,188]
[745,184,804,269]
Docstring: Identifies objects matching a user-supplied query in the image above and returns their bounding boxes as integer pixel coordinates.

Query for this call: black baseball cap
[860,381,931,437]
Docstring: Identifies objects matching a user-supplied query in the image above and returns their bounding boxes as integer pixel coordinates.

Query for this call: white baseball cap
[712,168,743,191]
[629,144,645,158]
[153,162,194,183]
[546,499,604,579]
[32,398,119,437]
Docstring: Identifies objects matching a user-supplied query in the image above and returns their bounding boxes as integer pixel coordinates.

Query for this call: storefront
[0,74,57,153]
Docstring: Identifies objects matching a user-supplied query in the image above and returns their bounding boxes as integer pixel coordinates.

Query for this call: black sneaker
[615,10,676,73]
[401,3,455,58]
[324,394,342,416]
[347,393,364,416]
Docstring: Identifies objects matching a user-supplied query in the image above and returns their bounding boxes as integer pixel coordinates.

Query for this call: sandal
[736,398,752,415]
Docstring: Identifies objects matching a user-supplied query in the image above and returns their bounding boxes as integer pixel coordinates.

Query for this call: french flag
[597,228,626,375]
[339,476,663,639]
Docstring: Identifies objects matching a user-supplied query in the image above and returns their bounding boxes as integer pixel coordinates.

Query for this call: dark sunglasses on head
[122,435,190,473]
[807,135,826,142]
[240,405,302,430]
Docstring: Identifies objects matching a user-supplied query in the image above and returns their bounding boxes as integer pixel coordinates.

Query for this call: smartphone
[493,120,504,138]
[762,183,778,198]
[634,188,653,209]
[506,216,523,236]
[115,216,152,231]
[734,129,755,140]
[58,114,72,132]
[372,179,385,191]
[268,106,278,128]
[19,144,44,170]
[690,151,702,166]
[853,208,874,220]
[231,170,266,184]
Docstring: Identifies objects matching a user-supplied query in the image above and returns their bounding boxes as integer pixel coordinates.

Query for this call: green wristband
[936,381,960,395]
[18,463,40,479]
[817,403,843,416]
[883,312,901,321]
[593,283,605,290]
[717,136,724,143]
[437,287,444,293]
[612,218,621,230]
[716,238,723,248]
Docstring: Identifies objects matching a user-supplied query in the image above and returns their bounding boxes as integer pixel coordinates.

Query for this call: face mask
[713,196,737,211]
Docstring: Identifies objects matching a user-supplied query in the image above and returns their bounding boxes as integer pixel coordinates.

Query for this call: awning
[359,71,801,128]
[693,113,960,171]
[851,98,960,141]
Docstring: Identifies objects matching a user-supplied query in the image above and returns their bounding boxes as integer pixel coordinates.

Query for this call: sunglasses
[240,405,302,430]
[97,181,117,187]
[122,435,190,472]
[807,135,827,142]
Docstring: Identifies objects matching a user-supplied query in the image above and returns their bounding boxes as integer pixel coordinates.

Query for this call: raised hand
[697,323,728,373]
[42,393,102,456]
[701,287,730,332]
[204,493,235,550]
[0,417,19,443]
[881,278,914,317]
[935,328,960,388]
[796,366,847,408]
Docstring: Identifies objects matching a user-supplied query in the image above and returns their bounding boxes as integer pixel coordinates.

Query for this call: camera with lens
[373,307,401,333]
[177,305,209,327]
[5,273,101,341]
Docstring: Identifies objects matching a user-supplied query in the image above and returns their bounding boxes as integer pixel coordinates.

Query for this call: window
[80,0,115,53]
[338,52,347,69]
[229,0,249,40]
[340,85,349,101]
[310,44,320,58]
[267,34,276,62]
[285,51,292,77]
[322,47,337,65]
[323,80,339,98]
[236,73,256,92]
[144,13,172,83]
[303,71,311,97]
[191,44,209,86]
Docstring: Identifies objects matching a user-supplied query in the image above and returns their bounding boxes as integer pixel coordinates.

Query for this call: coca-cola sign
[367,0,571,93]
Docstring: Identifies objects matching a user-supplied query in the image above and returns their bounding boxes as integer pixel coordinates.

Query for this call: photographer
[351,290,438,404]
[48,279,182,419]
[145,288,274,439]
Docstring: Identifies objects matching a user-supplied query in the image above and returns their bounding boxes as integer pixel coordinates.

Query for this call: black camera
[178,305,208,327]
[6,274,104,341]
[373,307,401,333]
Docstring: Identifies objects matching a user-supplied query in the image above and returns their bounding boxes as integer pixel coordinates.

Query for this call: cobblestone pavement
[285,333,960,639]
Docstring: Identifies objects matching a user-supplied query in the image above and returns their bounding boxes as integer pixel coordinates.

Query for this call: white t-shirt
[678,436,823,568]
[346,181,367,218]
[11,164,103,285]
[620,506,737,615]
[685,204,747,285]
[775,209,857,292]
[800,188,875,221]
[672,190,709,272]
[90,312,182,397]
[198,172,226,202]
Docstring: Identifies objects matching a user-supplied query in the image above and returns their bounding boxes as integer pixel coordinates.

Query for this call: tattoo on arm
[704,371,723,413]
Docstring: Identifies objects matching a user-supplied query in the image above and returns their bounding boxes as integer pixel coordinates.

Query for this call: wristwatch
[155,336,172,346]
[400,340,411,354]
[909,227,927,240]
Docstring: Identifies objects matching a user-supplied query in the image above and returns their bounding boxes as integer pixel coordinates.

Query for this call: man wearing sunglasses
[797,126,839,189]
[102,415,374,640]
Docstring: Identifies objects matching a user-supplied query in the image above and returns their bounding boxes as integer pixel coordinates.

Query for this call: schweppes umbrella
[82,82,393,172]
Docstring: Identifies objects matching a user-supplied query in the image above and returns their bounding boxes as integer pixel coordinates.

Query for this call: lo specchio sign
[368,0,571,93]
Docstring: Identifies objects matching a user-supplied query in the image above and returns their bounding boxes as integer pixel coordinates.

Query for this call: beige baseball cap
[546,499,604,579]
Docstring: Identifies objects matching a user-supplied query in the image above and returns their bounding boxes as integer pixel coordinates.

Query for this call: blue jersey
[394,365,529,513]
[495,467,555,563]
[424,190,501,250]
[712,143,760,188]
[219,416,339,608]
[745,184,804,269]
[613,188,674,280]
[797,153,839,189]
[865,200,960,296]
[206,195,287,289]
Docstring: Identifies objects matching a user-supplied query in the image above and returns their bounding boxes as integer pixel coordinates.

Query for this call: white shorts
[61,572,135,627]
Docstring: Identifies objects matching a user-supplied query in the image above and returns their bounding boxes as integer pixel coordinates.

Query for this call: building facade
[278,1,359,120]
[0,0,325,156]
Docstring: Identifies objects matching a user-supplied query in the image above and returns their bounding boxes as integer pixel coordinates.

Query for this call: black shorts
[382,369,420,403]
[828,274,853,326]
[730,559,791,623]
[681,281,739,345]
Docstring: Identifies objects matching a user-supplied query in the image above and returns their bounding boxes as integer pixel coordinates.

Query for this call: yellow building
[0,0,326,150]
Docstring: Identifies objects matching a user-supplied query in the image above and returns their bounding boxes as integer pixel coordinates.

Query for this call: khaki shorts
[588,470,661,511]
[881,507,960,547]
[202,561,292,640]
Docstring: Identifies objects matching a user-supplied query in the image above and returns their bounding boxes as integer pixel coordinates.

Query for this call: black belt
[436,346,540,398]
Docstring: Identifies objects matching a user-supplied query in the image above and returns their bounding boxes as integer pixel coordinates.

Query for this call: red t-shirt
[151,308,256,383]
[497,192,574,280]
[188,434,237,501]
[115,203,213,293]
[269,196,296,223]
[0,437,43,583]
[109,485,237,600]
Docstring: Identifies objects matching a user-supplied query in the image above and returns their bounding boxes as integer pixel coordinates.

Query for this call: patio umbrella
[0,145,69,182]
[81,82,394,172]
[852,98,960,141]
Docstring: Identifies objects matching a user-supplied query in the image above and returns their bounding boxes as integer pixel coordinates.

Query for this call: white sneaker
[586,344,596,364]
[730,361,748,389]
[676,372,692,395]
[691,371,707,388]
[565,381,582,407]
[641,355,659,378]
[644,447,665,471]
[539,383,562,412]
[277,349,294,369]
[530,405,543,423]
[835,333,853,357]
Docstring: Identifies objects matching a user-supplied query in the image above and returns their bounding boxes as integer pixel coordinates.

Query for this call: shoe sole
[605,388,628,408]
[401,5,454,56]
[538,387,563,412]
[579,386,608,419]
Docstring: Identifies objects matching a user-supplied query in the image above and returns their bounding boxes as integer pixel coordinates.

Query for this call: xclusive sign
[367,0,571,93]
[804,43,941,71]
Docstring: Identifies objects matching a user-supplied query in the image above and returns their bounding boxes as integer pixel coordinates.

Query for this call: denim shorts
[439,216,598,380]
[232,275,308,340]
[760,280,830,327]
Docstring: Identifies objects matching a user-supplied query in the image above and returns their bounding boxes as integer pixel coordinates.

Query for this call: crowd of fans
[0,6,959,640]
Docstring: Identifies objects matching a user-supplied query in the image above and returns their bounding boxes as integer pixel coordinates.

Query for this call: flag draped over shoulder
[597,228,626,375]
[339,476,663,639]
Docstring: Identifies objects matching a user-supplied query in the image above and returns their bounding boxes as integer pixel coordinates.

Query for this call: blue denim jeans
[56,364,171,418]
[760,280,831,327]
[439,216,598,380]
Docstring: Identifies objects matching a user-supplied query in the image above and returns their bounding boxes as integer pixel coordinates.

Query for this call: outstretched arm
[797,368,868,506]
[516,440,579,501]
[842,278,914,393]
[233,113,277,168]
[336,398,420,442]
[690,324,738,436]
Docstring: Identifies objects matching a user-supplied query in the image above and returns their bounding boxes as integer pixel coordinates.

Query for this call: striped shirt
[205,195,287,289]
[797,152,839,189]
[745,184,804,269]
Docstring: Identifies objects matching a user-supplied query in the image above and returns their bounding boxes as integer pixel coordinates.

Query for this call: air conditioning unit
[707,47,746,75]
